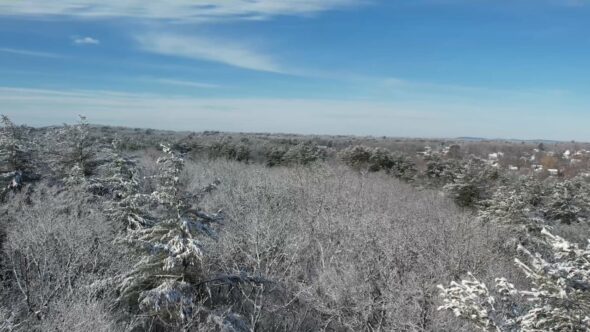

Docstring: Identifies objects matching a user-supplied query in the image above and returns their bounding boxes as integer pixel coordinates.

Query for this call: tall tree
[54,115,96,183]
[118,145,223,329]
[0,115,31,174]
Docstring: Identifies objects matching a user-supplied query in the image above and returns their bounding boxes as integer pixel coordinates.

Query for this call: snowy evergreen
[443,157,501,207]
[478,176,545,225]
[118,144,224,329]
[52,115,96,183]
[542,177,590,224]
[0,115,31,174]
[438,228,590,331]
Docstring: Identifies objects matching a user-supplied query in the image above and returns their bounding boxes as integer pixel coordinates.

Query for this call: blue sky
[1,1,589,140]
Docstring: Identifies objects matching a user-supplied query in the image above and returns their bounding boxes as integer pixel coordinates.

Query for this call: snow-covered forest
[1,116,589,331]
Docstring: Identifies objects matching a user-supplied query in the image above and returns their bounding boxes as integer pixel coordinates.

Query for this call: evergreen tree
[444,157,501,208]
[339,145,373,170]
[478,176,545,226]
[339,145,416,179]
[0,115,31,173]
[438,228,590,331]
[54,115,96,183]
[0,115,33,194]
[542,177,590,224]
[104,139,155,230]
[118,145,223,329]
[424,154,463,187]
[282,142,324,166]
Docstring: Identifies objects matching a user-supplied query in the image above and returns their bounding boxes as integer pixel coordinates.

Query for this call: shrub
[190,160,511,331]
[1,183,120,329]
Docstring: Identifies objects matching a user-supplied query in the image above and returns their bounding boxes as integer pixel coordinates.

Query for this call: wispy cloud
[145,77,221,89]
[136,33,284,73]
[0,47,64,59]
[376,77,574,102]
[0,0,364,22]
[72,36,100,45]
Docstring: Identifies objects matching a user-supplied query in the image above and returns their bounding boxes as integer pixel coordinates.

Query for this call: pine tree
[54,115,96,183]
[103,139,155,230]
[542,177,590,224]
[339,145,373,170]
[118,145,223,329]
[424,154,462,186]
[444,157,501,208]
[0,115,33,194]
[340,145,416,179]
[438,228,590,331]
[282,142,324,166]
[478,176,545,226]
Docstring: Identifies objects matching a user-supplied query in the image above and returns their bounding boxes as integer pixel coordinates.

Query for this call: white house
[548,169,559,176]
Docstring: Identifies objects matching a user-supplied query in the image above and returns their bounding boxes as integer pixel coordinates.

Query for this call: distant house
[488,153,499,161]
[508,165,519,171]
[548,169,559,176]
[563,150,571,159]
[533,164,544,172]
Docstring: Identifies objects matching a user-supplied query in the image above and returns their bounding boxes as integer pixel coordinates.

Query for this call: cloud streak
[145,77,221,89]
[136,33,285,73]
[0,48,65,59]
[0,0,364,22]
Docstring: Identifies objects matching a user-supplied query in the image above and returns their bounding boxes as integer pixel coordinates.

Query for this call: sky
[0,0,589,140]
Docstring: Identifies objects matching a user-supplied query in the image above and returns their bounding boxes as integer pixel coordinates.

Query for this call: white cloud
[73,36,100,45]
[0,48,64,59]
[137,33,284,73]
[0,0,364,22]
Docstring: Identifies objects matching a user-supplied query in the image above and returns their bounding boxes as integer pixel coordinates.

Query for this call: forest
[1,115,589,331]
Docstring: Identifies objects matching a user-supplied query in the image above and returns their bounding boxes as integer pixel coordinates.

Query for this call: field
[1,116,590,331]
